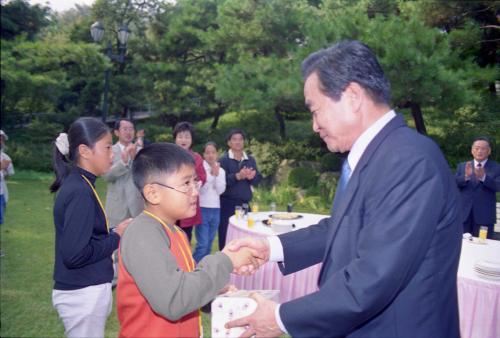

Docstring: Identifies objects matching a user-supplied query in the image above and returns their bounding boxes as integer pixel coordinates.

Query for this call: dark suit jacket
[455,159,500,225]
[277,115,462,338]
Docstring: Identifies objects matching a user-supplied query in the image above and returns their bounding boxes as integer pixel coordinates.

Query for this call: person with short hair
[50,118,131,338]
[226,40,462,338]
[116,142,257,337]
[173,121,207,242]
[218,128,262,249]
[193,142,226,262]
[455,137,500,238]
[103,118,144,229]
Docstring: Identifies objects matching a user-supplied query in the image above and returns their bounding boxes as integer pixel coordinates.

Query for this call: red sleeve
[192,152,207,184]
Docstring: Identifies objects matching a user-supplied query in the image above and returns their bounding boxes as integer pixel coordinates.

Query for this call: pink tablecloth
[228,214,500,337]
[457,239,500,338]
[227,212,327,303]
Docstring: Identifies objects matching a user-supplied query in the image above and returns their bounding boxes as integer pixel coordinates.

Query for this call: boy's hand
[222,247,260,275]
[226,237,269,275]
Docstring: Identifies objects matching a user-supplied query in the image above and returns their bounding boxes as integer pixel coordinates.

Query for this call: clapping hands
[236,166,257,181]
[121,143,138,164]
[474,165,485,181]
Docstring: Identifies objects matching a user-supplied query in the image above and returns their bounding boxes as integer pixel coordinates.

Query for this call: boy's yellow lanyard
[142,210,202,334]
[81,175,109,233]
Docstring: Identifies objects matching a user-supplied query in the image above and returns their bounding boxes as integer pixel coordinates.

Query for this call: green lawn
[0,172,218,337]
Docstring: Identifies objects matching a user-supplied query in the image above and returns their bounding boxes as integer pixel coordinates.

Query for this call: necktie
[477,163,482,168]
[332,159,352,212]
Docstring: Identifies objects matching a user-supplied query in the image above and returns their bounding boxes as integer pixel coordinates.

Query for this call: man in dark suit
[226,40,462,337]
[456,137,500,238]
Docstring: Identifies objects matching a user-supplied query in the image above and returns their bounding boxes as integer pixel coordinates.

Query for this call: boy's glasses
[152,180,202,195]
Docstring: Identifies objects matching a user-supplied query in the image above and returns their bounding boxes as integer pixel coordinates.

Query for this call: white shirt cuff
[267,236,284,262]
[275,304,288,334]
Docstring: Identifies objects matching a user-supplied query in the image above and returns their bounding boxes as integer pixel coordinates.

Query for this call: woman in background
[50,117,130,338]
[173,121,207,242]
[193,142,226,262]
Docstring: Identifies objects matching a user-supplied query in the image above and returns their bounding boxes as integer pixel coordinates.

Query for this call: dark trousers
[463,212,494,239]
[219,198,244,250]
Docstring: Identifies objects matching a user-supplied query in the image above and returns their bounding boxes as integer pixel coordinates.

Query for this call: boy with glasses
[116,143,258,337]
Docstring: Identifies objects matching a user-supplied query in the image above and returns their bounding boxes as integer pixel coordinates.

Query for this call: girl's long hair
[50,117,109,193]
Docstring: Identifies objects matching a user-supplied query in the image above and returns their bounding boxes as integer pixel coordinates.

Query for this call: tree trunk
[403,101,427,135]
[210,103,225,130]
[274,108,286,139]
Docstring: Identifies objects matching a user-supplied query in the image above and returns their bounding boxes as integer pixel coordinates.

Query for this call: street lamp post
[90,21,130,123]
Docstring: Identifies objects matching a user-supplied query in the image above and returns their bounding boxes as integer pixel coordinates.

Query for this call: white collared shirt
[228,149,249,161]
[473,159,487,181]
[346,110,396,177]
[473,159,487,168]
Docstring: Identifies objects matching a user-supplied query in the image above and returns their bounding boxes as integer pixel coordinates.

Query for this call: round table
[227,213,500,338]
[226,212,328,303]
[457,238,500,338]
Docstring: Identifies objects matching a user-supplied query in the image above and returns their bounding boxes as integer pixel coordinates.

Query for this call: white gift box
[211,290,280,338]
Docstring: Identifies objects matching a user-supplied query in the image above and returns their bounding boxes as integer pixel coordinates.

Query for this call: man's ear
[143,184,161,205]
[78,144,93,160]
[114,129,120,138]
[344,82,364,113]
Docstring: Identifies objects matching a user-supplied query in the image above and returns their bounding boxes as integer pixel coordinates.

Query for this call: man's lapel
[318,114,407,285]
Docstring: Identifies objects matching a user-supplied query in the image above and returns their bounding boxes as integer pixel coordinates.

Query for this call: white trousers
[52,283,112,338]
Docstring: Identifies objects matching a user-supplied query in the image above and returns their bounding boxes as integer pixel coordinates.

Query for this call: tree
[143,0,227,129]
[1,38,107,127]
[1,0,51,40]
[213,0,314,139]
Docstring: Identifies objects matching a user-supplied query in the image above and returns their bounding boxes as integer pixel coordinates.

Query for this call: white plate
[473,268,500,276]
[474,271,500,281]
[475,260,500,273]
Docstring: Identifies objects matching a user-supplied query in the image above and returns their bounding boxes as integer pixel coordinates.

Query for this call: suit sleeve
[102,147,129,183]
[281,150,448,337]
[455,162,468,188]
[482,162,500,192]
[277,217,330,274]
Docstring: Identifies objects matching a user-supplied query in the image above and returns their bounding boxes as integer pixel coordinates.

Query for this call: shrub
[320,153,342,172]
[9,142,53,172]
[6,119,63,172]
[288,167,318,189]
[274,140,321,162]
[248,141,281,178]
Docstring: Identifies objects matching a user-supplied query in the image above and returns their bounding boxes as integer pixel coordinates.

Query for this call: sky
[28,0,96,13]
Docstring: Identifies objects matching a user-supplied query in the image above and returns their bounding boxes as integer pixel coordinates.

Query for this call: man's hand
[474,165,485,181]
[222,246,260,275]
[226,237,270,274]
[245,168,256,180]
[127,143,138,160]
[236,168,247,181]
[225,293,283,338]
[465,161,473,179]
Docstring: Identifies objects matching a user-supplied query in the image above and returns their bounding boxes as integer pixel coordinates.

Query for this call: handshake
[221,237,270,275]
